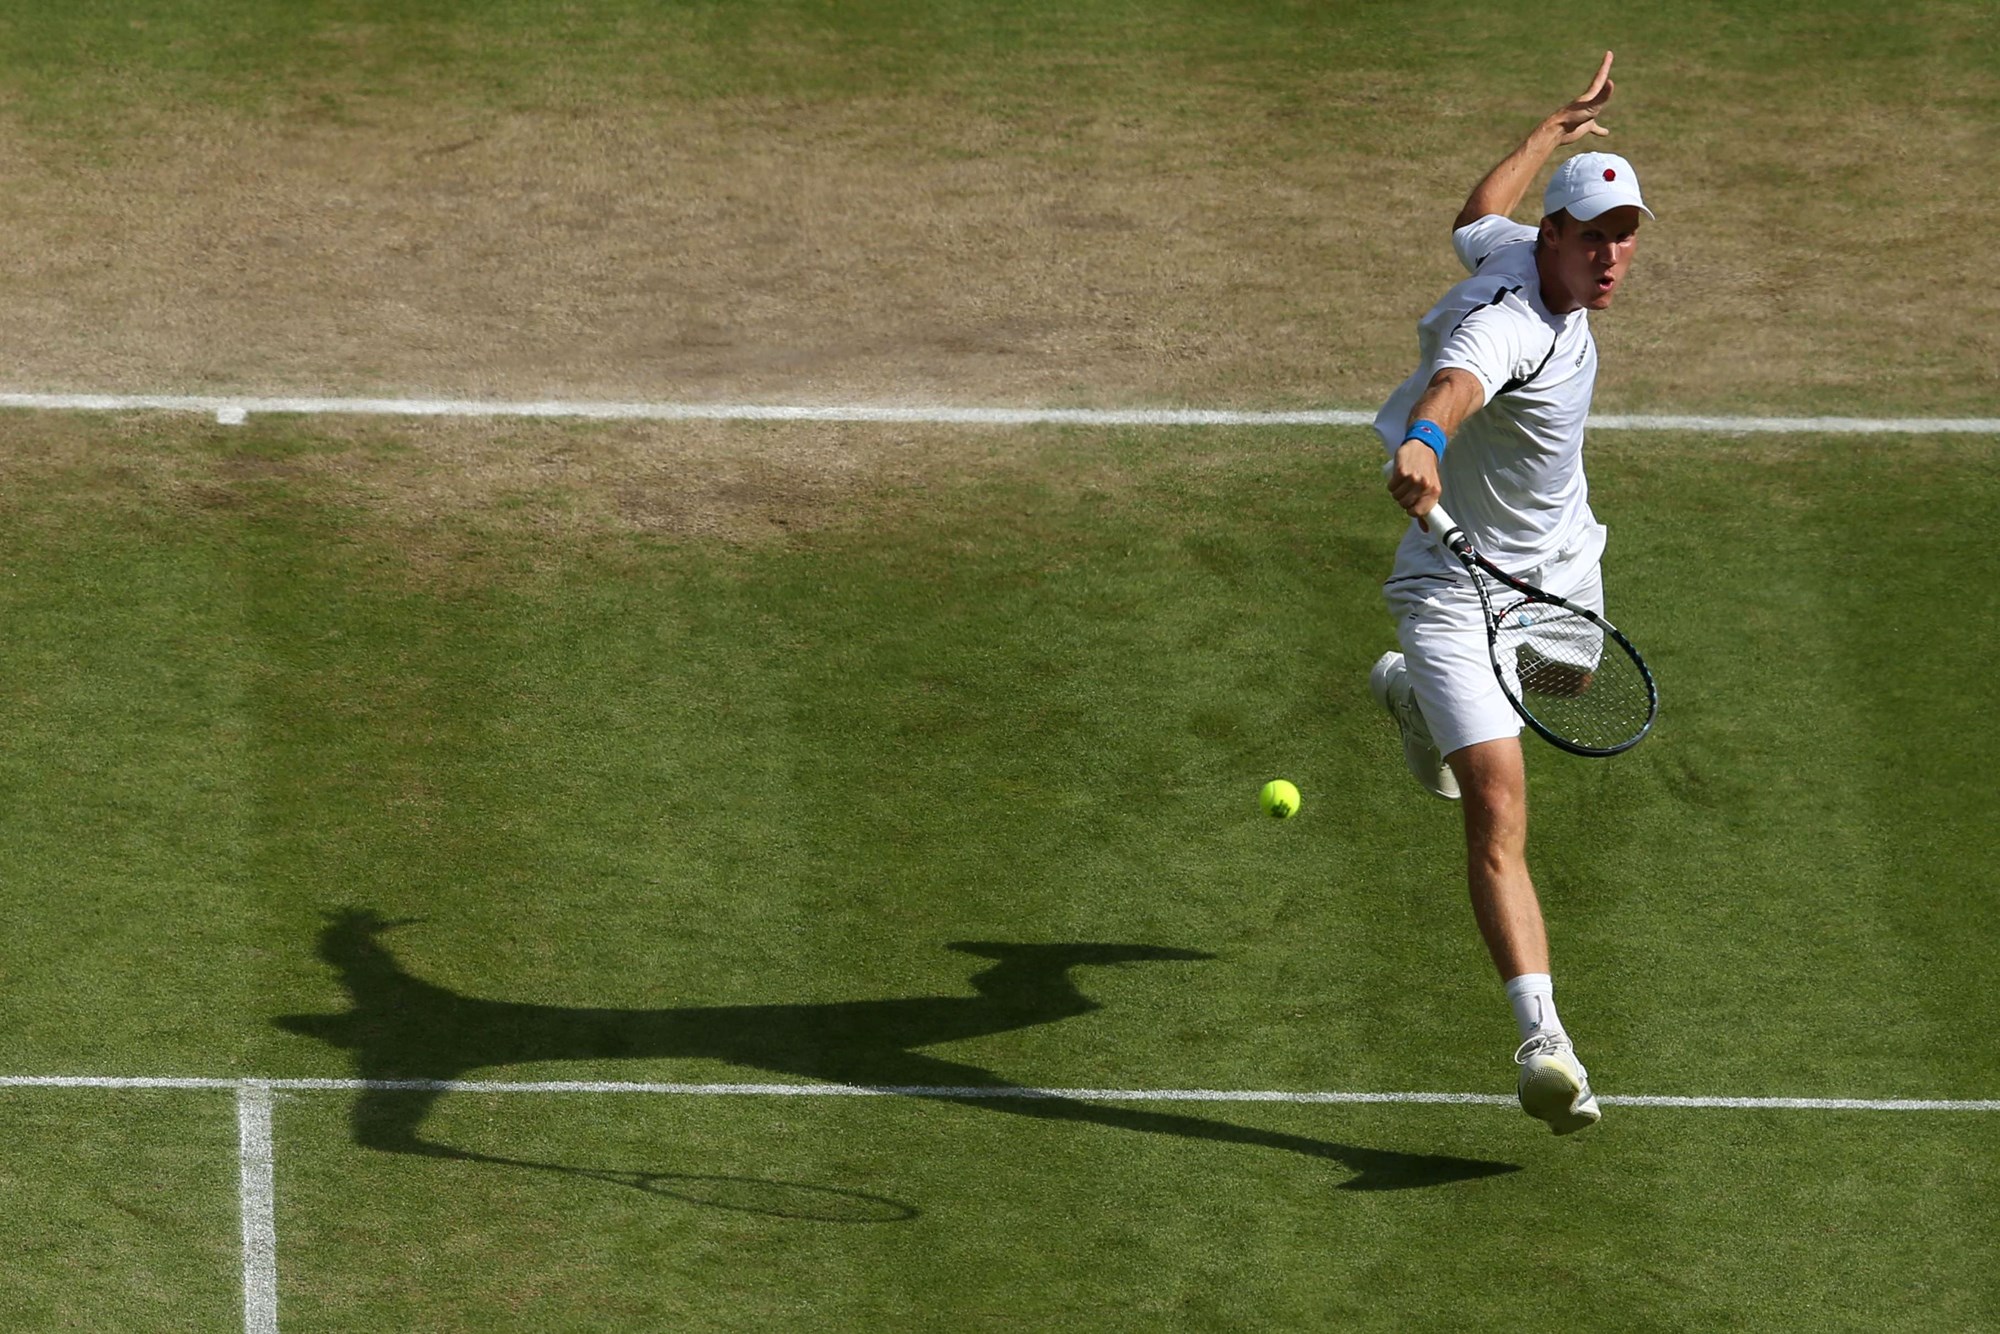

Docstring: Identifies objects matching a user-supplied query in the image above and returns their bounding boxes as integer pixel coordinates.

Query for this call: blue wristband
[1403,419,1447,460]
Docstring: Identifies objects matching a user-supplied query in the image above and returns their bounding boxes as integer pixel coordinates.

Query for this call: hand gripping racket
[1410,496,1658,757]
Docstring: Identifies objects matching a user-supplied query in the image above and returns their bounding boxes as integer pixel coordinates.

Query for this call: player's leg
[1381,571,1599,1132]
[1450,738,1600,1135]
[1446,737,1545,977]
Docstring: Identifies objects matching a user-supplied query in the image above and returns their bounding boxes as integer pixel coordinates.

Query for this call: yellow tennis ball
[1259,779,1300,819]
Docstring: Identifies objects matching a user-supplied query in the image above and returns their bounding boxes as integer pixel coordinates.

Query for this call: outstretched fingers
[1578,50,1614,105]
[1555,51,1615,143]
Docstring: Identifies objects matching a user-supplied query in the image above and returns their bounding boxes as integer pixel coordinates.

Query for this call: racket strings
[1493,599,1653,752]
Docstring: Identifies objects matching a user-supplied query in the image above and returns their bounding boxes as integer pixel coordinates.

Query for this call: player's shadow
[274,909,1517,1202]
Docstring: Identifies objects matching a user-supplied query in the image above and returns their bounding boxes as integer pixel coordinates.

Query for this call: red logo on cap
[1603,168,1617,181]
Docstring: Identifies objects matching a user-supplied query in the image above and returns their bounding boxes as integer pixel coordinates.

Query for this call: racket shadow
[387,1138,922,1222]
[274,909,1518,1198]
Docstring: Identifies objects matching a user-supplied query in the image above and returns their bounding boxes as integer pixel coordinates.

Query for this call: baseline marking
[236,1083,280,1334]
[6,1075,1996,1111]
[0,391,1997,434]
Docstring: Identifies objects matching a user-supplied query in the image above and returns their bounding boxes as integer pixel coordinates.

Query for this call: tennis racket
[1408,495,1658,757]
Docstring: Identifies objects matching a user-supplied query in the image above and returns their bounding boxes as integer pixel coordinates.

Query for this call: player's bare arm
[1452,52,1615,231]
[1386,369,1483,522]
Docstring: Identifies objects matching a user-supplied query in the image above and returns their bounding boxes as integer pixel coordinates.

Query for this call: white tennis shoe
[1368,652,1459,800]
[1514,1029,1602,1135]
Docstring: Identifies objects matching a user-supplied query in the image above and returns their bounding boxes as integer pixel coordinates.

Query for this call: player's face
[1541,206,1644,312]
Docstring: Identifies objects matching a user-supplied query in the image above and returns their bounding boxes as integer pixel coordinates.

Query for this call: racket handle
[1424,502,1467,551]
[1379,458,1467,551]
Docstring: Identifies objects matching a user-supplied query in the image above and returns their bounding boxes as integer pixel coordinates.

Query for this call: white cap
[1543,152,1653,222]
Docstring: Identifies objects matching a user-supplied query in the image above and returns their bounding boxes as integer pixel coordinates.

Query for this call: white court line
[1587,413,2000,434]
[0,390,1997,433]
[0,392,1363,427]
[235,1083,280,1334]
[4,1075,1996,1110]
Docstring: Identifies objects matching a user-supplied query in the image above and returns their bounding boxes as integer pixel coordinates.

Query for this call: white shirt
[1374,215,1603,573]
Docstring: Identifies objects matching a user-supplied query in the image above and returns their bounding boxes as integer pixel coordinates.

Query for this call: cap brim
[1568,194,1654,222]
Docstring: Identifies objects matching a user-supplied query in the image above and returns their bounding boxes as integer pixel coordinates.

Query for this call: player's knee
[1449,747,1528,839]
[1446,739,1523,794]
[1463,794,1527,858]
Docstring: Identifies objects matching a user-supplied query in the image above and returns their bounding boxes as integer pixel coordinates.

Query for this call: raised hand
[1552,51,1615,144]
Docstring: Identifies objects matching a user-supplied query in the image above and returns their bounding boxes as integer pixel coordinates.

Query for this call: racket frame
[1422,502,1658,758]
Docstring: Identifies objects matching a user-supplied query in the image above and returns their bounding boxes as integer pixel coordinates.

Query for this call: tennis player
[1369,52,1649,1134]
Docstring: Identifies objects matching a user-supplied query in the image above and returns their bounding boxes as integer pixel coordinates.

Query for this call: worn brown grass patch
[0,26,1992,423]
[0,410,1174,582]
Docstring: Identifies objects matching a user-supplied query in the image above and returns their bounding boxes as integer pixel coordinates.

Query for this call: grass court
[0,2,1995,1329]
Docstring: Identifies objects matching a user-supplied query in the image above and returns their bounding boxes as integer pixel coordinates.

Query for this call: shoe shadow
[274,909,1518,1201]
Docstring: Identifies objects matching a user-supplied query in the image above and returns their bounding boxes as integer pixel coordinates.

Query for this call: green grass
[1,417,1996,1328]
[0,1092,243,1327]
[0,0,1996,1326]
[271,1097,2000,1330]
[4,0,1988,116]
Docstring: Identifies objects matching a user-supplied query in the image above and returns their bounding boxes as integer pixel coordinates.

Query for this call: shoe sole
[1519,1061,1601,1136]
[1405,735,1460,801]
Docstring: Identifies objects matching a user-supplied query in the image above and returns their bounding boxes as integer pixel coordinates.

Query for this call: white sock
[1503,973,1564,1041]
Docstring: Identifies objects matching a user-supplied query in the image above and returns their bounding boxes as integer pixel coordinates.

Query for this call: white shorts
[1382,526,1607,758]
